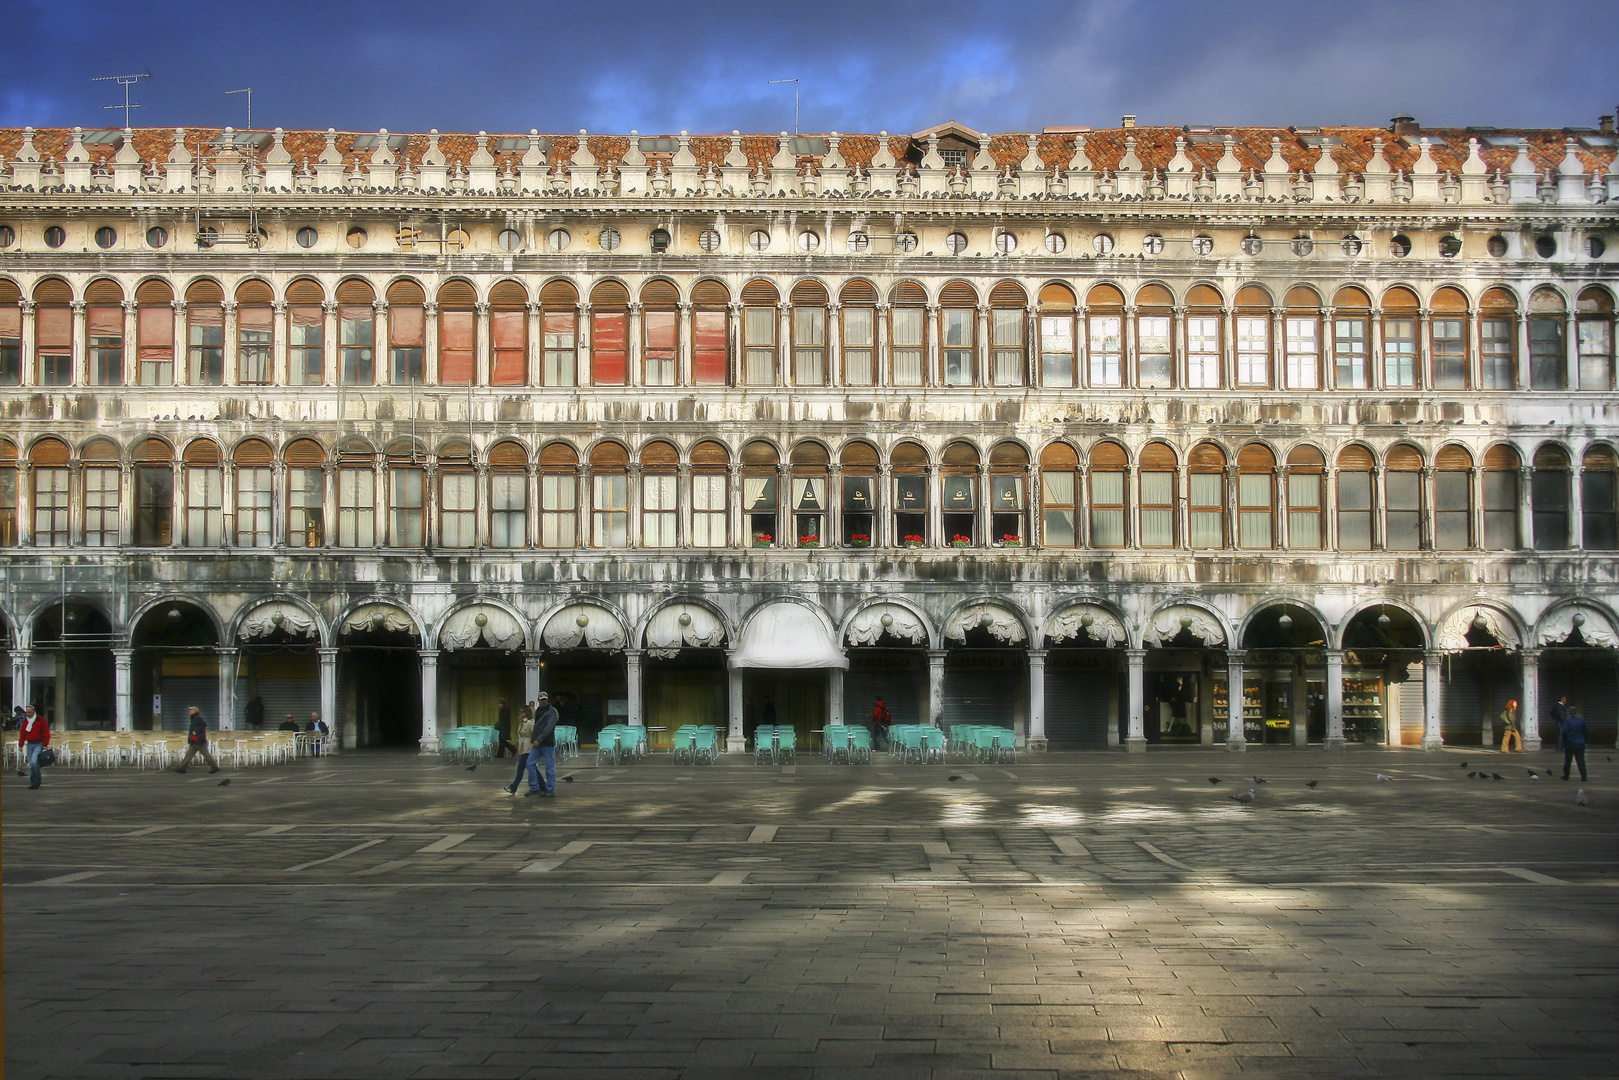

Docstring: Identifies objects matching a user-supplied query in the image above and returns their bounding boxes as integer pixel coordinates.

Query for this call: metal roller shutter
[248,678,320,729]
[844,653,925,727]
[1440,669,1484,746]
[1045,670,1111,747]
[1398,663,1425,746]
[944,666,1019,726]
[159,677,216,730]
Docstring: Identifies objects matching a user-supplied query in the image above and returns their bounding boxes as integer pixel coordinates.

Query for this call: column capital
[69,299,86,314]
[423,300,439,316]
[321,300,339,316]
[317,647,340,660]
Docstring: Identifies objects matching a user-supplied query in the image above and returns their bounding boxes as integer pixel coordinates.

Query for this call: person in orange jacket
[17,705,51,789]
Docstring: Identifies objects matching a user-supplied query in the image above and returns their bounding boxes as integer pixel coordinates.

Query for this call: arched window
[437,440,475,547]
[742,279,779,386]
[941,440,979,544]
[284,437,326,547]
[81,437,120,547]
[889,282,926,387]
[1434,445,1472,550]
[690,440,729,547]
[1037,283,1077,388]
[1086,284,1124,387]
[1285,445,1325,549]
[1336,445,1374,551]
[1532,445,1570,550]
[790,280,828,386]
[182,439,223,547]
[741,440,780,546]
[385,439,425,547]
[1135,284,1173,388]
[1333,286,1371,390]
[838,281,876,386]
[233,438,273,548]
[1235,285,1272,388]
[86,279,125,385]
[1528,287,1567,390]
[34,279,73,386]
[840,441,878,546]
[1430,287,1470,389]
[0,439,14,545]
[336,279,375,385]
[1237,444,1275,549]
[234,281,273,385]
[286,280,324,386]
[1138,442,1177,548]
[436,280,474,385]
[490,281,527,386]
[1385,445,1423,550]
[692,280,730,385]
[940,282,977,387]
[641,280,679,387]
[989,442,1028,545]
[136,280,175,386]
[30,437,71,546]
[336,438,376,547]
[591,282,630,386]
[641,440,679,546]
[1382,286,1420,389]
[1185,284,1224,389]
[1283,287,1322,389]
[1483,445,1520,550]
[1479,287,1517,390]
[989,282,1027,387]
[488,440,527,548]
[541,281,579,386]
[0,280,20,385]
[1088,441,1127,547]
[185,280,224,386]
[1038,442,1078,548]
[590,442,629,547]
[790,442,829,546]
[1582,445,1618,550]
[891,440,928,545]
[539,442,578,548]
[1577,287,1614,391]
[136,440,175,547]
[1188,443,1226,548]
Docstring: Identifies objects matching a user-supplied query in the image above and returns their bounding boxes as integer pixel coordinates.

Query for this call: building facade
[1,116,1615,753]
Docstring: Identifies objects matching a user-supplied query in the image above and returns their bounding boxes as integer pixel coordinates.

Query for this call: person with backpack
[17,705,50,789]
[872,696,892,752]
[175,706,221,774]
[1561,704,1589,782]
[523,693,559,798]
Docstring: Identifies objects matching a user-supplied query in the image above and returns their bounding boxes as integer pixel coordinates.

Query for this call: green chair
[753,725,776,764]
[775,727,796,764]
[849,727,872,763]
[694,727,719,764]
[596,728,622,765]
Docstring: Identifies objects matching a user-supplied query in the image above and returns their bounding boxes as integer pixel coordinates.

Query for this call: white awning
[730,603,848,670]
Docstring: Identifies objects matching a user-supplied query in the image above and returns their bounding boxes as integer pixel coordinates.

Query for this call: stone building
[0,115,1615,754]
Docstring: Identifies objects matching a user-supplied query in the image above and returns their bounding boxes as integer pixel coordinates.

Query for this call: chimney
[1121,114,1136,129]
[1390,115,1419,135]
[1601,115,1615,135]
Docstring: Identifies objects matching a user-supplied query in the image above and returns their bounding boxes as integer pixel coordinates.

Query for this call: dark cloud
[2,0,1614,133]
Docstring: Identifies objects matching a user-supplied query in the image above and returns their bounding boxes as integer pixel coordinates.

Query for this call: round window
[1191,234,1213,256]
[846,231,869,253]
[548,228,571,251]
[445,228,471,252]
[1142,234,1164,255]
[1534,234,1556,259]
[747,229,769,252]
[1389,234,1412,258]
[1291,236,1314,258]
[650,228,671,253]
[1590,236,1608,259]
[796,230,820,252]
[43,225,65,248]
[498,228,522,251]
[0,225,13,247]
[1092,232,1115,254]
[1438,235,1462,258]
[146,226,169,249]
[1486,234,1508,258]
[945,232,968,254]
[1241,235,1263,256]
[698,228,721,252]
[599,227,621,251]
[94,226,117,249]
[295,226,317,249]
[994,232,1017,254]
[895,231,919,252]
[196,226,218,249]
[1341,235,1363,257]
[1044,232,1066,254]
[345,226,368,249]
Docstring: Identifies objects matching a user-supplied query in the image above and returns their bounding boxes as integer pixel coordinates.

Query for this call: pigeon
[1527,768,1539,776]
[1229,788,1256,805]
[1460,761,1469,769]
[1375,774,1392,782]
[561,775,574,783]
[218,779,230,787]
[1306,780,1319,789]
[1530,773,1540,781]
[1467,771,1478,778]
[465,765,477,772]
[1492,773,1504,781]
[1576,789,1588,806]
[948,775,962,781]
[1253,776,1268,784]
[1208,777,1222,784]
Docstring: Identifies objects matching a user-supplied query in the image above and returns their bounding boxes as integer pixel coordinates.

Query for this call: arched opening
[1038,282,1077,388]
[338,604,422,748]
[1038,442,1079,548]
[789,442,829,548]
[540,604,629,748]
[941,441,979,545]
[890,440,928,545]
[839,441,878,547]
[789,280,828,386]
[642,280,679,386]
[490,280,527,386]
[1528,286,1567,390]
[844,603,929,734]
[740,440,780,546]
[286,279,325,386]
[1235,284,1272,388]
[0,280,22,386]
[1532,445,1571,550]
[590,281,629,386]
[1438,606,1522,749]
[33,278,73,386]
[1583,445,1618,550]
[130,600,219,731]
[1577,287,1615,392]
[1538,606,1618,751]
[939,281,977,386]
[1284,286,1323,390]
[1382,286,1421,389]
[589,442,630,548]
[235,602,321,733]
[741,279,779,386]
[1085,283,1124,387]
[539,442,579,548]
[690,440,729,547]
[640,440,679,547]
[1241,604,1329,745]
[942,602,1027,737]
[989,281,1027,386]
[87,278,126,385]
[691,280,730,386]
[435,280,474,385]
[235,280,273,385]
[540,280,580,387]
[29,600,115,730]
[1342,605,1427,745]
[1044,603,1127,747]
[1479,286,1518,389]
[643,602,729,747]
[438,604,525,741]
[1143,605,1226,745]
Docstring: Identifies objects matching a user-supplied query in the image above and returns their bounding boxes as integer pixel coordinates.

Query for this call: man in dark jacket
[495,698,516,758]
[1550,695,1569,751]
[175,706,221,774]
[1561,705,1589,782]
[524,693,559,797]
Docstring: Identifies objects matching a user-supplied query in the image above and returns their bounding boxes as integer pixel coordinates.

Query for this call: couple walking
[504,692,559,798]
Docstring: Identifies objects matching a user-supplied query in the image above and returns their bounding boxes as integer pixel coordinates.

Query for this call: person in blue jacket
[1560,705,1588,782]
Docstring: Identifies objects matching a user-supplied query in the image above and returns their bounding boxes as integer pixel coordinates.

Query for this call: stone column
[221,300,239,386]
[727,655,746,753]
[1125,648,1146,752]
[525,301,541,387]
[725,301,741,386]
[470,300,488,386]
[67,461,84,546]
[627,301,643,387]
[927,649,946,727]
[1516,313,1532,391]
[1225,465,1241,550]
[577,302,593,386]
[171,300,187,384]
[677,464,693,548]
[1324,648,1345,751]
[827,301,842,383]
[11,649,30,714]
[1323,467,1338,550]
[1569,461,1585,549]
[875,302,890,388]
[523,651,544,704]
[677,302,693,386]
[1027,649,1047,751]
[113,648,133,732]
[776,302,791,386]
[727,463,743,553]
[474,462,490,549]
[372,300,389,385]
[419,649,440,754]
[1226,649,1247,751]
[319,647,339,751]
[1422,650,1443,751]
[122,300,138,386]
[271,300,288,386]
[1275,465,1291,549]
[1518,466,1534,550]
[1373,465,1388,549]
[16,461,34,547]
[976,463,991,546]
[1520,649,1542,751]
[874,464,890,549]
[1565,308,1579,391]
[775,462,791,547]
[626,648,644,727]
[423,301,440,386]
[320,301,338,387]
[217,647,237,730]
[976,303,991,386]
[1470,467,1485,551]
[828,666,844,728]
[925,303,940,385]
[70,300,88,386]
[926,465,941,546]
[15,300,33,388]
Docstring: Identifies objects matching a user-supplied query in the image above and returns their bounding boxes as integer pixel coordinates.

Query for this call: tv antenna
[94,72,150,128]
[224,88,253,130]
[768,78,800,136]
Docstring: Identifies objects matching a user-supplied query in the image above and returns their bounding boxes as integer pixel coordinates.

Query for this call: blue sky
[3,0,1614,134]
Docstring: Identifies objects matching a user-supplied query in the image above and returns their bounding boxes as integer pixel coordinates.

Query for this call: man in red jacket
[17,705,50,789]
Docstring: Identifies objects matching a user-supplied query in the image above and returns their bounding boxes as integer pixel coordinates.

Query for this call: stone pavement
[3,745,1616,1079]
